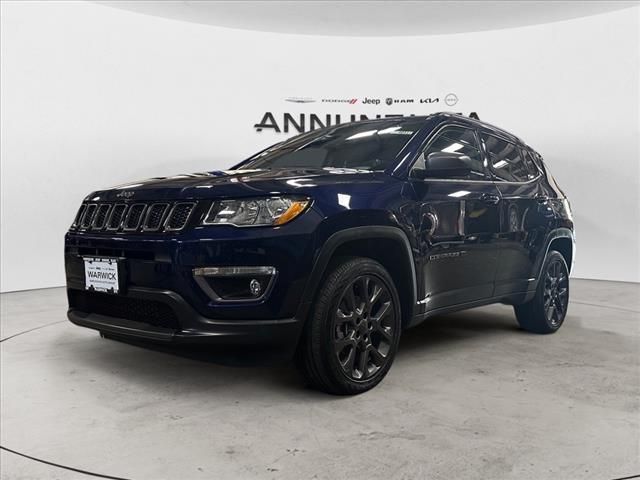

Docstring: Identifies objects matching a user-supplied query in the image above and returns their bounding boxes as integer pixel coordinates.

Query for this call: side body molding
[295,226,417,325]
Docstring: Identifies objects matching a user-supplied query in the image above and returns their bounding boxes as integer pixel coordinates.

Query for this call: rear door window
[482,133,538,182]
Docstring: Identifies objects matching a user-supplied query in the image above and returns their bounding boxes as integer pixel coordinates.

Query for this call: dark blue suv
[65,112,575,394]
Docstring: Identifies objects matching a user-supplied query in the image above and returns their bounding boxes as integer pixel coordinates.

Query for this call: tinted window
[241,120,423,171]
[482,133,538,182]
[414,126,487,180]
[522,149,540,177]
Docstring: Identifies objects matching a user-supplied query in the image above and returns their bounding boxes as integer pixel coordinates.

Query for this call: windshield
[240,119,423,171]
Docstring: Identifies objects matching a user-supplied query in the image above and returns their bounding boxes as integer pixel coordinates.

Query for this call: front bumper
[64,216,320,350]
[67,286,303,348]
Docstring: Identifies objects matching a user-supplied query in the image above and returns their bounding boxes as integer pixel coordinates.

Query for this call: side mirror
[423,152,472,178]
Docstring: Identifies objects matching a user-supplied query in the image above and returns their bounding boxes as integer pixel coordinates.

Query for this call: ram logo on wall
[254,93,459,134]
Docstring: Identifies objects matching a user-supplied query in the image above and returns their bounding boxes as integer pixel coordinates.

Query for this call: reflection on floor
[1,279,639,480]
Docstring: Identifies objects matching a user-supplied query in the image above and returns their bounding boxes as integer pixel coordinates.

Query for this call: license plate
[84,257,120,294]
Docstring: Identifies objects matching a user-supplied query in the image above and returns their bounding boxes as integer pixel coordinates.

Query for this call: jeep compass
[65,113,575,394]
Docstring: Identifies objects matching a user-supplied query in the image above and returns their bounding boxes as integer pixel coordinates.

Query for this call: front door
[409,125,501,314]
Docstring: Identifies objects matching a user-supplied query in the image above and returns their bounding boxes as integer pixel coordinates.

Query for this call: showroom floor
[1,280,638,480]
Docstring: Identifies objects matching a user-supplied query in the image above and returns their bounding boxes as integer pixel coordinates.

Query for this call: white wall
[1,1,639,292]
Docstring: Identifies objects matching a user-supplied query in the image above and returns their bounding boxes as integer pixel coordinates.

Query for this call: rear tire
[297,257,402,395]
[514,250,569,334]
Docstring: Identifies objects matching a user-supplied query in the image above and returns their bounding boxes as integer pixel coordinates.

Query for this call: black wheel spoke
[546,304,555,321]
[357,347,370,379]
[336,308,355,325]
[340,345,357,375]
[369,284,383,307]
[335,333,356,352]
[369,346,386,366]
[371,301,391,323]
[377,325,393,343]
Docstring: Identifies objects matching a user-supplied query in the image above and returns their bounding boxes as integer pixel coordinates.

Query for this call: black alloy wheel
[297,257,402,394]
[542,257,569,327]
[333,275,396,382]
[514,250,569,334]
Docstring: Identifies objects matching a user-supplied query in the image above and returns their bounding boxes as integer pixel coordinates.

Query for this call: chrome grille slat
[164,202,196,231]
[107,204,127,230]
[91,204,111,230]
[123,204,147,231]
[143,203,169,231]
[72,204,86,228]
[72,201,196,233]
[80,204,98,229]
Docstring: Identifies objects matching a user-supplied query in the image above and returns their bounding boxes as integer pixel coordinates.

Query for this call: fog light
[249,279,262,297]
[192,266,277,302]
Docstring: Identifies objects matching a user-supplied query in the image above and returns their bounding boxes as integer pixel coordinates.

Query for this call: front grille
[72,205,86,228]
[165,203,196,230]
[73,201,197,233]
[123,204,146,230]
[80,204,98,229]
[107,204,127,230]
[68,289,180,330]
[92,204,111,229]
[143,203,169,231]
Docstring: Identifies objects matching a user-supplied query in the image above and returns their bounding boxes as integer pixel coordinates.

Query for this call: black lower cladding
[68,289,180,330]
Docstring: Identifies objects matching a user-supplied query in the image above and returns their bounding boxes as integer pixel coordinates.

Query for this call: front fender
[296,222,417,325]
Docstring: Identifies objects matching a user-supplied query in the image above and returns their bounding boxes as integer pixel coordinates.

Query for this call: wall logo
[285,97,315,103]
[321,98,358,104]
[444,93,459,106]
[256,93,463,133]
[385,98,415,105]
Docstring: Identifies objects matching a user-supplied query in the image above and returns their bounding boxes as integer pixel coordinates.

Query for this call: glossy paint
[65,113,575,345]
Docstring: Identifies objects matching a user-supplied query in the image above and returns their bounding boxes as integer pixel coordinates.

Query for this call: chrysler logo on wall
[285,97,316,103]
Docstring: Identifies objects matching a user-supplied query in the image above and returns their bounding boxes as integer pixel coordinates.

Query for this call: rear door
[410,124,502,312]
[480,132,550,295]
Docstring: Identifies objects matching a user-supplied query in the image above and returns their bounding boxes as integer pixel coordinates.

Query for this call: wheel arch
[296,226,417,329]
[540,228,575,277]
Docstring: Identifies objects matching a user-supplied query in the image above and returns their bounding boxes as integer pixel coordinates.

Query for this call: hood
[86,168,390,202]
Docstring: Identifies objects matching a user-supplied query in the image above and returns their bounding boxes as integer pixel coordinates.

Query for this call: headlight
[203,196,311,227]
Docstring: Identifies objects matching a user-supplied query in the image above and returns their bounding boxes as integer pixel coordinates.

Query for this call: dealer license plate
[84,257,120,294]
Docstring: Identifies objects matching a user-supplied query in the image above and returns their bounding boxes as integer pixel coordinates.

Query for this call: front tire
[514,250,569,334]
[297,257,402,395]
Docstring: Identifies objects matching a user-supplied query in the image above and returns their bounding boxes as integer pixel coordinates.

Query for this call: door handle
[535,195,550,204]
[480,193,500,205]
